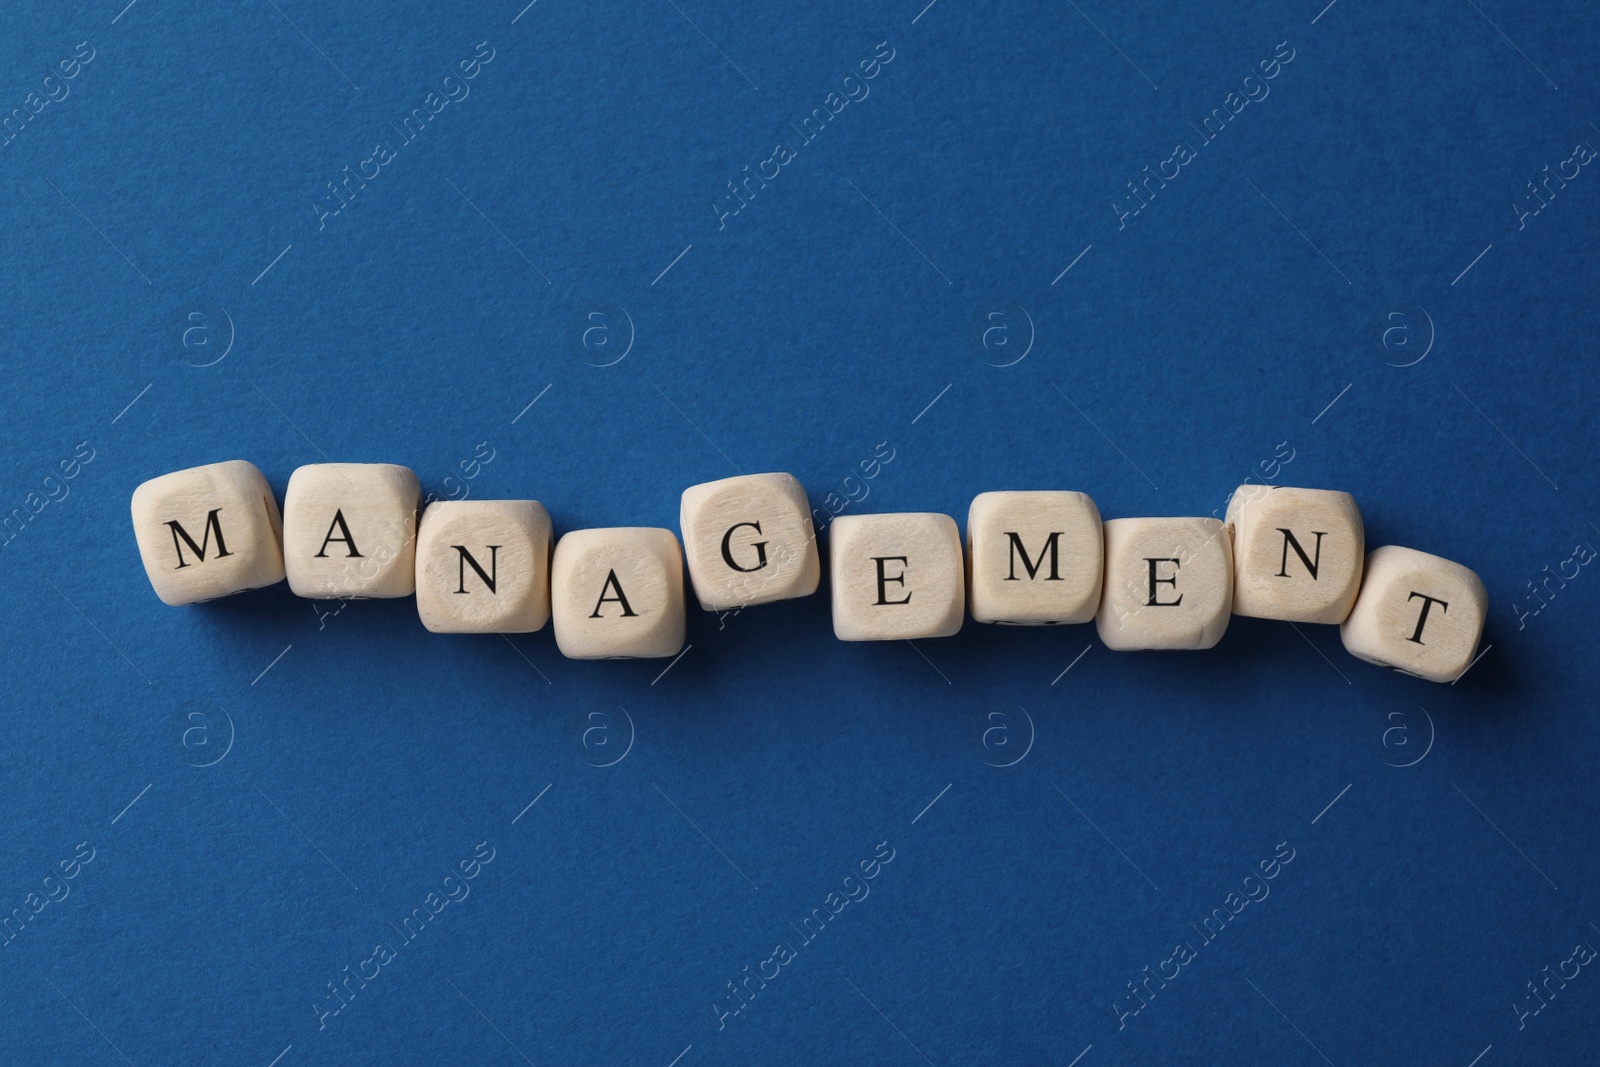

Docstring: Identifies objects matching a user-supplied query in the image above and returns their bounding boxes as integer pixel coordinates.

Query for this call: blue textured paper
[2,1,1597,1064]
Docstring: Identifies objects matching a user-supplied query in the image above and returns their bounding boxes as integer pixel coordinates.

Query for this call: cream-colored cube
[966,491,1102,625]
[1226,485,1363,624]
[550,527,685,659]
[283,463,420,599]
[1096,517,1232,650]
[680,473,820,611]
[1340,545,1486,682]
[415,500,552,634]
[130,460,285,605]
[830,513,964,641]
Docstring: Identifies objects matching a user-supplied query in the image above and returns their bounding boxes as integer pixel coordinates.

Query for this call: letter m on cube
[131,461,286,605]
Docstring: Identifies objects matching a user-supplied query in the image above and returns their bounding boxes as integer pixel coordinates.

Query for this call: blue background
[3,0,1597,1064]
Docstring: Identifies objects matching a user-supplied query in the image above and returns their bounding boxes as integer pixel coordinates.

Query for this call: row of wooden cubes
[131,461,1487,682]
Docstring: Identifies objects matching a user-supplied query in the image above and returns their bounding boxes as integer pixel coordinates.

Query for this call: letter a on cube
[131,460,285,605]
[680,473,820,611]
[550,528,686,659]
[283,463,421,599]
[1340,545,1486,682]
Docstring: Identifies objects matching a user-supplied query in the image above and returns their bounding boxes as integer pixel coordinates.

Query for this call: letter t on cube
[1340,545,1486,682]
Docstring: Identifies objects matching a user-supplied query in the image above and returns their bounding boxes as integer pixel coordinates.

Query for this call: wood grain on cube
[283,463,420,599]
[415,500,552,634]
[830,513,964,641]
[1340,545,1486,682]
[550,527,685,659]
[966,491,1102,625]
[1096,517,1232,650]
[131,460,285,605]
[1226,485,1363,623]
[680,472,820,611]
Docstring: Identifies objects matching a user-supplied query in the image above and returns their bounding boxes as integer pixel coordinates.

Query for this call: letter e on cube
[830,513,964,641]
[1096,517,1232,651]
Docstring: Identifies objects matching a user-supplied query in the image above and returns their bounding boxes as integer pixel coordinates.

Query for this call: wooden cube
[1226,485,1363,623]
[130,460,285,605]
[680,473,820,611]
[966,491,1102,625]
[1096,517,1232,650]
[283,463,420,599]
[1340,545,1487,682]
[415,500,552,634]
[550,527,685,659]
[830,513,964,641]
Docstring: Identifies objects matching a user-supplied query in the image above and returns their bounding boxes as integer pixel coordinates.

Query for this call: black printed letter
[1146,558,1182,606]
[1275,529,1325,579]
[720,522,769,572]
[453,545,499,593]
[590,570,638,617]
[1405,592,1448,644]
[873,556,911,605]
[165,509,232,569]
[1004,531,1063,581]
[315,510,363,558]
